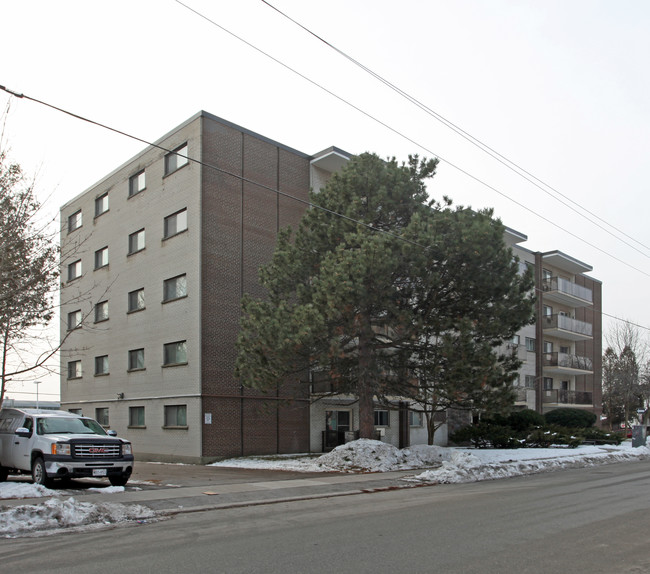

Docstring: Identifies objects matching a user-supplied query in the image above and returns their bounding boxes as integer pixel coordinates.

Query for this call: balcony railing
[542,389,593,405]
[543,314,592,338]
[543,277,593,303]
[543,352,593,372]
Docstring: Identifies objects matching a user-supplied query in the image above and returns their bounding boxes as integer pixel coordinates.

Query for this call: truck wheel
[109,475,129,487]
[31,457,50,486]
[0,467,8,482]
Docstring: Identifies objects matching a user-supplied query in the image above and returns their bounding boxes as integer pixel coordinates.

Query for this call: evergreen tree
[235,152,534,440]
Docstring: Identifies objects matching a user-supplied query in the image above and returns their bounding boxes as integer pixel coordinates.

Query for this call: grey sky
[2,0,649,399]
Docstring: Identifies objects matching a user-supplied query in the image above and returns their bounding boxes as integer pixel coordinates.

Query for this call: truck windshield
[36,417,108,436]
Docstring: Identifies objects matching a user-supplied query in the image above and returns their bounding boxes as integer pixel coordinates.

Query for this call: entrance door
[324,411,351,450]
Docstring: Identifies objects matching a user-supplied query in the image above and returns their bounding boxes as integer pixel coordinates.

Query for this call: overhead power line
[260,0,650,259]
[168,2,650,279]
[0,86,645,332]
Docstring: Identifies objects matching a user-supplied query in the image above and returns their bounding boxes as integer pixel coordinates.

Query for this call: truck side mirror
[15,427,32,438]
[107,430,117,437]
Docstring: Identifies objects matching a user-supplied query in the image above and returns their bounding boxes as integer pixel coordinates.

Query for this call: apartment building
[60,112,602,460]
[312,228,602,452]
[60,111,349,462]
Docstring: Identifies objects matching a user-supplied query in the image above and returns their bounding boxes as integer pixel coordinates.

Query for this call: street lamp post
[34,381,41,409]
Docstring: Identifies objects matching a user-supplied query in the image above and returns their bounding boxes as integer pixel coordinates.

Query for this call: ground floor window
[409,411,423,427]
[374,410,389,426]
[95,407,109,427]
[164,404,187,427]
[129,406,145,427]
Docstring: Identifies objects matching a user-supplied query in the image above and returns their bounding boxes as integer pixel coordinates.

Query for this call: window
[409,411,423,427]
[165,143,189,175]
[543,341,553,354]
[525,337,536,352]
[525,375,536,387]
[94,246,109,269]
[543,377,553,391]
[511,334,520,345]
[128,288,145,313]
[128,229,145,254]
[163,274,187,302]
[164,340,187,366]
[68,360,82,379]
[95,355,109,376]
[95,407,109,427]
[129,170,146,196]
[543,305,553,317]
[129,406,145,427]
[164,404,187,427]
[95,193,109,217]
[95,300,109,322]
[164,208,188,238]
[542,268,553,282]
[128,348,145,371]
[68,260,82,281]
[68,210,82,232]
[373,410,389,426]
[67,309,82,330]
[68,408,82,415]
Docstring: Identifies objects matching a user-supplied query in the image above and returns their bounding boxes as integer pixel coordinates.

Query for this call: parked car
[0,408,134,487]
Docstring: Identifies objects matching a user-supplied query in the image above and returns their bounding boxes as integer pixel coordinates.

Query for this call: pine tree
[235,152,534,440]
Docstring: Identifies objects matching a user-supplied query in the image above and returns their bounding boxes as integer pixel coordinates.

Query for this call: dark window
[164,404,187,427]
[165,143,189,175]
[163,274,187,302]
[95,407,109,426]
[95,355,109,375]
[68,210,82,232]
[68,360,82,379]
[95,300,109,322]
[128,229,145,254]
[94,246,109,269]
[67,309,82,330]
[68,260,82,281]
[128,348,145,371]
[95,193,109,217]
[374,410,389,426]
[128,288,145,313]
[129,406,145,427]
[163,341,187,366]
[129,170,146,196]
[164,208,188,238]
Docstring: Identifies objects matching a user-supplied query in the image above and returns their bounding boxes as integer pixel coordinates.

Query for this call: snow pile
[0,482,57,499]
[0,497,156,538]
[411,442,650,484]
[212,439,650,481]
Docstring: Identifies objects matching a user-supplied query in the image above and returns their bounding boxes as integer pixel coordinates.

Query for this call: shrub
[544,408,596,429]
[507,409,545,431]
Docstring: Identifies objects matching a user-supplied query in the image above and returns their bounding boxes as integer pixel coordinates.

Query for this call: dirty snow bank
[0,497,156,538]
[211,438,650,481]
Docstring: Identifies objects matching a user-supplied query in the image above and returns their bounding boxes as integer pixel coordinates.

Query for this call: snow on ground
[0,497,156,538]
[1,439,648,538]
[210,438,650,483]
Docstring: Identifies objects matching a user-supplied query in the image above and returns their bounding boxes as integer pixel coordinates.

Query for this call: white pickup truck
[0,408,134,487]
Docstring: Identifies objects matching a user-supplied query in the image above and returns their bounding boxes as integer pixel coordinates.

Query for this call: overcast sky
[2,0,649,400]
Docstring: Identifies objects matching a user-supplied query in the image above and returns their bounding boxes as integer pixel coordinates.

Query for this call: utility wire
[170,1,650,279]
[260,0,650,258]
[1,85,646,333]
[0,85,424,249]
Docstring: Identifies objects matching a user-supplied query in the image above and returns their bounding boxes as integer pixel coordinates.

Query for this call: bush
[507,409,545,431]
[544,408,597,429]
[450,423,522,449]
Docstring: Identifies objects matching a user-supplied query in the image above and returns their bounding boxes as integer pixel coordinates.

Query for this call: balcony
[542,314,592,341]
[542,277,592,308]
[543,352,593,375]
[542,389,593,406]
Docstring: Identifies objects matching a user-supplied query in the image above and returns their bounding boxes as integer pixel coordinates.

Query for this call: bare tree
[602,321,650,430]
[0,148,59,405]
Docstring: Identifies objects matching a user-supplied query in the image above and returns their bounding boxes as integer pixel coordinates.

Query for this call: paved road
[2,459,650,573]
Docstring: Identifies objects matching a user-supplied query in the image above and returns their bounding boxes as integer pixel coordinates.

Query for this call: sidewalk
[0,463,426,515]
